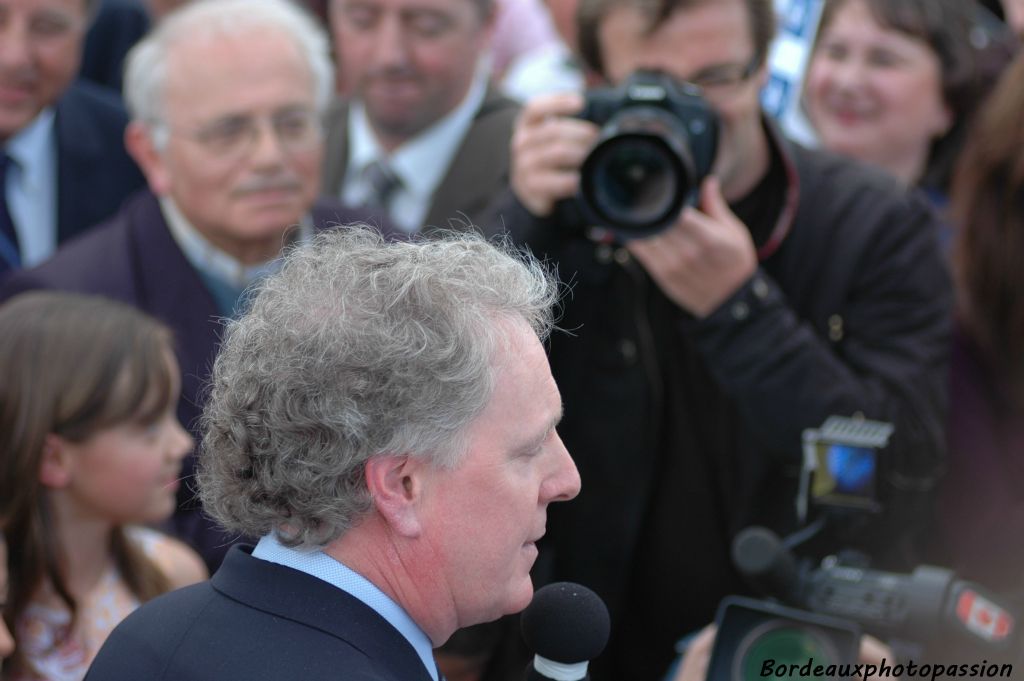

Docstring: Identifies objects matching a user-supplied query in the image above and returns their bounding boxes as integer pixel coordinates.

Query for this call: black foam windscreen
[520,582,611,663]
[731,526,800,601]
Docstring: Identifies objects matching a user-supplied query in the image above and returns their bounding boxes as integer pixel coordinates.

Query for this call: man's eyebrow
[522,403,565,453]
[690,62,746,78]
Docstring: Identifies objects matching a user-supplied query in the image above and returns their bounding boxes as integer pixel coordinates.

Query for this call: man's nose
[248,118,288,167]
[0,22,34,72]
[543,433,582,504]
[371,15,411,70]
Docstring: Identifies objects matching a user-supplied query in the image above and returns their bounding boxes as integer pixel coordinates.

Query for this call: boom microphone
[733,527,1017,652]
[521,582,611,681]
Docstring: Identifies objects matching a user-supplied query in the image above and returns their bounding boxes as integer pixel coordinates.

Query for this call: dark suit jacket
[0,190,382,569]
[0,81,144,279]
[322,88,519,232]
[84,545,436,681]
[54,80,146,244]
[80,0,151,93]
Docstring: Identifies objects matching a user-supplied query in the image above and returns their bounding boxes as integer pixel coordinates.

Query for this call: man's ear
[39,434,74,489]
[364,454,424,538]
[124,121,172,196]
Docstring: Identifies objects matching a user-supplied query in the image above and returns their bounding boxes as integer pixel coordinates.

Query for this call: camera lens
[581,133,688,237]
[733,621,842,681]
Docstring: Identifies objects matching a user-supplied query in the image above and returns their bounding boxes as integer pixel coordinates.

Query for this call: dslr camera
[576,69,719,239]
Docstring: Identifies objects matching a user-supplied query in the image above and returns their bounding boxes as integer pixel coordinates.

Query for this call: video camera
[705,417,1019,681]
[572,70,718,240]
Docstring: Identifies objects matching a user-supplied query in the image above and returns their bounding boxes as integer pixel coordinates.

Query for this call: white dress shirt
[342,67,489,234]
[252,533,438,681]
[161,196,312,291]
[5,109,57,267]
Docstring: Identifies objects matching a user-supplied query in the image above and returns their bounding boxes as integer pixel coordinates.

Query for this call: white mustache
[233,176,304,195]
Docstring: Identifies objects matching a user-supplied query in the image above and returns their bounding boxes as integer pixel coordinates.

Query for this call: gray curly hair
[198,227,560,548]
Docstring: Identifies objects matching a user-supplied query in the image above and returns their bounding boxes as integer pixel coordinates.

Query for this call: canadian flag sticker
[956,589,1013,641]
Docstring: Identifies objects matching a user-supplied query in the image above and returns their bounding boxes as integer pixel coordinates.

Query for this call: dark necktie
[0,153,21,271]
[361,159,402,216]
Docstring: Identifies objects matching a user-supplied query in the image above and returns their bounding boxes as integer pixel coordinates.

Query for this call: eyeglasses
[168,107,323,160]
[682,57,760,95]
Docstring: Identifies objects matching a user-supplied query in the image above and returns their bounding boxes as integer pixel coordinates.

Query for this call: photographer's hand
[667,628,893,681]
[627,176,757,318]
[670,625,717,681]
[510,92,600,217]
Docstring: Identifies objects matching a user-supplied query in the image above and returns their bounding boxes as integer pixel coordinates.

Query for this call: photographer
[485,0,952,679]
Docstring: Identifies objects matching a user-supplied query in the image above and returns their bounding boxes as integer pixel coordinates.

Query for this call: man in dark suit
[0,0,144,276]
[322,0,518,233]
[0,0,378,571]
[84,227,581,681]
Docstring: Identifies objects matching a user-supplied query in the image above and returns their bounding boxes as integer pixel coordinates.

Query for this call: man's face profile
[414,320,581,628]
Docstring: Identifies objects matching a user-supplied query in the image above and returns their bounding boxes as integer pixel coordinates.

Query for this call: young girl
[0,291,207,681]
[1,535,15,672]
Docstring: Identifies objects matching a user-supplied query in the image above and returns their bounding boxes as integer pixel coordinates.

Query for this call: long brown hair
[0,292,178,676]
[951,53,1024,403]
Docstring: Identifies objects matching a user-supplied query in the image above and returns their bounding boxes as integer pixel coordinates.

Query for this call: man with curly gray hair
[85,227,581,681]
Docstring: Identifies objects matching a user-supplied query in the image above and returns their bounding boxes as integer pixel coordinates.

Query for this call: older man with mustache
[0,0,380,572]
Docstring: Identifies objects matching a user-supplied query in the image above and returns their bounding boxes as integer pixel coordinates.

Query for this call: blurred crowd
[0,0,1023,679]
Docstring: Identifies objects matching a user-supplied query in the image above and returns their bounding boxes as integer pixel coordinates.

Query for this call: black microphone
[731,525,801,604]
[521,582,611,681]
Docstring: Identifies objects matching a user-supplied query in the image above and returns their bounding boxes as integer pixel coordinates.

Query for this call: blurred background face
[57,409,191,524]
[596,0,768,201]
[545,0,578,51]
[1002,0,1024,38]
[145,0,188,21]
[0,537,12,670]
[138,28,323,264]
[49,355,192,525]
[330,0,493,150]
[0,0,88,142]
[803,0,951,183]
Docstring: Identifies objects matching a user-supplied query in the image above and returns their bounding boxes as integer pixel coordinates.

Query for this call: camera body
[703,417,1018,680]
[576,70,719,240]
[707,596,861,681]
[712,526,1020,681]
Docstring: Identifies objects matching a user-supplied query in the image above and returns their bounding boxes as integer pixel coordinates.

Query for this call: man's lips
[367,78,422,100]
[0,82,34,105]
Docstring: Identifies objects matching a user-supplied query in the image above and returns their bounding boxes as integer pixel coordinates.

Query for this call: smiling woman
[803,0,1015,197]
